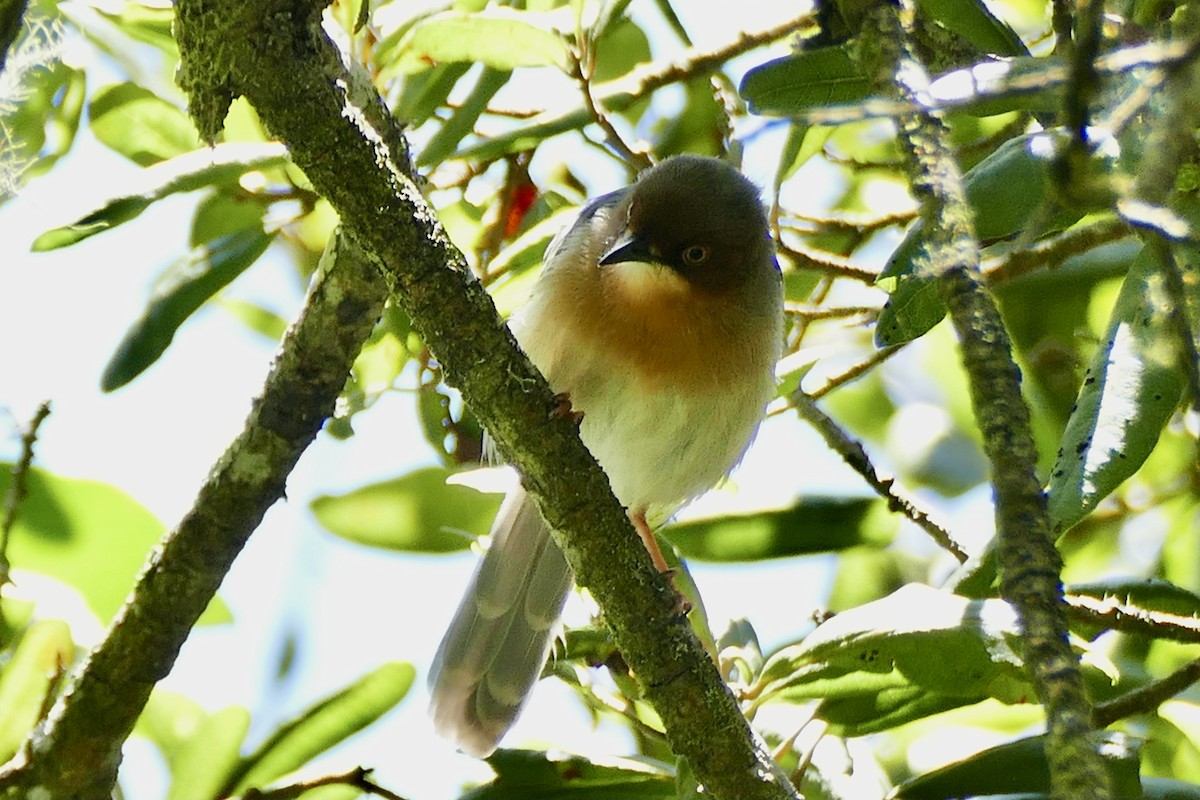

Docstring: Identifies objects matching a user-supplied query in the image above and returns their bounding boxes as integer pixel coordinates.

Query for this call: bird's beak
[599,232,658,267]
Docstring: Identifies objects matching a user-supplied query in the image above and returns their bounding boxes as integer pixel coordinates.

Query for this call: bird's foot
[550,392,584,425]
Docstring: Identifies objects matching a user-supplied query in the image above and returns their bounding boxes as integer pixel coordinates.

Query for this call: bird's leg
[630,509,671,573]
[550,391,584,425]
[629,509,691,614]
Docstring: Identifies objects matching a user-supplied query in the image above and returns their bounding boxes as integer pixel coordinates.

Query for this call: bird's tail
[428,485,573,758]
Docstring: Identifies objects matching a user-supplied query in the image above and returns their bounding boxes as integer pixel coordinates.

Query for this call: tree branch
[0,233,387,798]
[855,3,1111,799]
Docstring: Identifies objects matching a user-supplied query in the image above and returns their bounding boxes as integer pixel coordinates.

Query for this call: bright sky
[0,2,991,797]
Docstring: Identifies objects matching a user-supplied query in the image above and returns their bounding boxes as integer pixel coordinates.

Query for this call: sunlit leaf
[463,750,674,799]
[1047,245,1186,533]
[166,707,251,800]
[1,53,85,199]
[31,142,289,250]
[667,496,895,562]
[101,228,274,390]
[226,662,415,795]
[89,82,201,165]
[311,467,502,553]
[388,10,569,74]
[754,584,1031,734]
[0,620,73,762]
[0,465,229,625]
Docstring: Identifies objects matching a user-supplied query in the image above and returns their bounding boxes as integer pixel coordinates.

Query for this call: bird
[428,153,784,758]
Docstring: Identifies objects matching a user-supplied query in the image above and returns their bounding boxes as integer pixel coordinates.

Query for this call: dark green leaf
[0,465,230,625]
[654,78,724,159]
[875,129,1112,346]
[0,620,73,762]
[915,0,1028,56]
[227,662,415,795]
[463,750,674,799]
[31,142,289,250]
[892,731,1142,799]
[89,82,201,166]
[667,496,895,562]
[389,10,569,74]
[740,46,870,117]
[1047,245,1186,533]
[753,584,1030,734]
[310,467,503,553]
[102,228,274,391]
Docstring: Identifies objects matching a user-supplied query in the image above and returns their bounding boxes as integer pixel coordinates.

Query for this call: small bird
[428,154,783,758]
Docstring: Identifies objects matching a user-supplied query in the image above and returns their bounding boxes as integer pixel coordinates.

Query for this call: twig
[790,391,968,562]
[783,304,879,321]
[0,401,51,594]
[983,216,1132,285]
[784,209,916,234]
[802,38,1200,127]
[1065,592,1200,643]
[1093,658,1200,728]
[776,241,880,284]
[806,344,904,400]
[242,766,409,800]
[569,39,650,170]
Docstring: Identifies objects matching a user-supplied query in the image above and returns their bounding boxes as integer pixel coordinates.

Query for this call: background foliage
[2,0,1200,798]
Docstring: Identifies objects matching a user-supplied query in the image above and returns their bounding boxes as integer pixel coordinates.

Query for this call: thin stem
[791,391,968,562]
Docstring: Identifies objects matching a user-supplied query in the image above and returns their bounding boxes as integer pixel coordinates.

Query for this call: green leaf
[89,82,201,166]
[393,62,473,126]
[1,57,85,199]
[311,467,502,553]
[190,190,269,247]
[1047,244,1186,533]
[754,584,1030,735]
[166,707,251,800]
[892,731,1142,799]
[135,690,206,763]
[740,46,870,117]
[463,750,675,799]
[875,128,1112,346]
[0,465,226,626]
[915,0,1028,56]
[102,228,275,391]
[667,496,895,562]
[389,10,569,74]
[0,620,73,762]
[227,662,415,795]
[31,142,289,251]
[418,67,511,167]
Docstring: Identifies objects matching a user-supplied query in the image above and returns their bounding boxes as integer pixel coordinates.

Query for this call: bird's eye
[681,245,710,266]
